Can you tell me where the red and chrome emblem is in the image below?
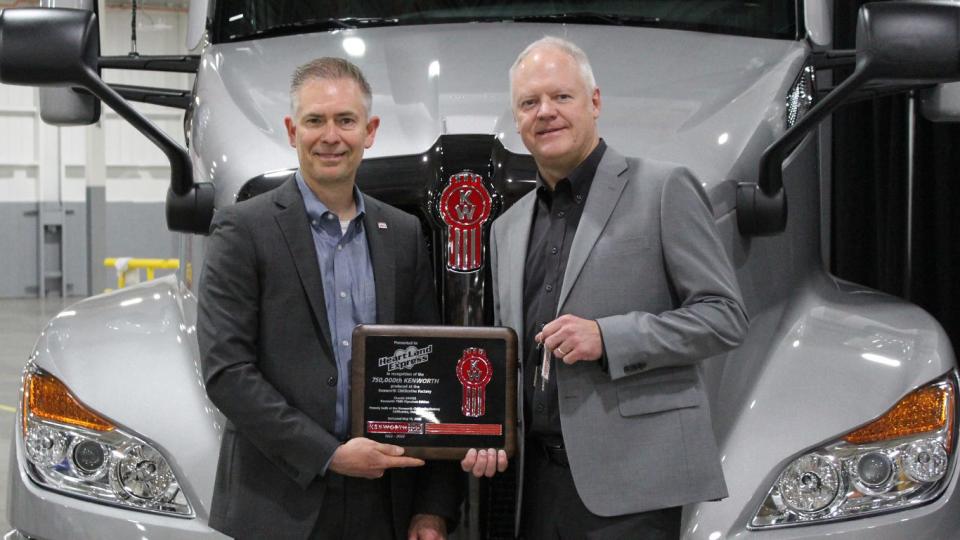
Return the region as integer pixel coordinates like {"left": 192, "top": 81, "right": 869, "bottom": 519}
{"left": 438, "top": 172, "right": 493, "bottom": 272}
{"left": 456, "top": 347, "right": 493, "bottom": 418}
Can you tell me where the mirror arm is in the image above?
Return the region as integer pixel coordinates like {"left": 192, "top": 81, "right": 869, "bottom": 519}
{"left": 77, "top": 63, "right": 193, "bottom": 196}
{"left": 737, "top": 64, "right": 872, "bottom": 236}
{"left": 80, "top": 61, "right": 213, "bottom": 234}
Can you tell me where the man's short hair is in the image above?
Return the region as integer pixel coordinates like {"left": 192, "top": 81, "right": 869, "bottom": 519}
{"left": 290, "top": 57, "right": 373, "bottom": 116}
{"left": 509, "top": 36, "right": 597, "bottom": 102}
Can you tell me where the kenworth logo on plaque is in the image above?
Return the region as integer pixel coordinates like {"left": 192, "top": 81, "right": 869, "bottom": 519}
{"left": 437, "top": 171, "right": 493, "bottom": 272}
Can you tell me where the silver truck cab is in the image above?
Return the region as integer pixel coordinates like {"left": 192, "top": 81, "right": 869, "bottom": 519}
{"left": 2, "top": 1, "right": 960, "bottom": 538}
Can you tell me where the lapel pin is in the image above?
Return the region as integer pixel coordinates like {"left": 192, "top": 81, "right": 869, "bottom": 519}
{"left": 378, "top": 222, "right": 388, "bottom": 229}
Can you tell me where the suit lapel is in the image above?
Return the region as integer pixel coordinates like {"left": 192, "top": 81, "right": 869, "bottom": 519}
{"left": 362, "top": 196, "right": 396, "bottom": 324}
{"left": 501, "top": 192, "right": 536, "bottom": 347}
{"left": 273, "top": 178, "right": 334, "bottom": 354}
{"left": 557, "top": 148, "right": 630, "bottom": 313}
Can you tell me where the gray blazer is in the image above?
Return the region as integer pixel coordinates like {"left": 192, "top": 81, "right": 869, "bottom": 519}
{"left": 198, "top": 177, "right": 460, "bottom": 539}
{"left": 491, "top": 147, "right": 748, "bottom": 518}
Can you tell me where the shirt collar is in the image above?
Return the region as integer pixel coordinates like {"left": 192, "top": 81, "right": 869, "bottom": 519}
{"left": 295, "top": 170, "right": 366, "bottom": 224}
{"left": 535, "top": 138, "right": 607, "bottom": 198}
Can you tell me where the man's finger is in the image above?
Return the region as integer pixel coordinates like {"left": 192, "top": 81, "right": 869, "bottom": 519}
{"left": 472, "top": 449, "right": 490, "bottom": 477}
{"left": 461, "top": 448, "right": 478, "bottom": 472}
{"left": 383, "top": 456, "right": 425, "bottom": 468}
{"left": 537, "top": 317, "right": 563, "bottom": 342}
{"left": 544, "top": 329, "right": 570, "bottom": 351}
{"left": 376, "top": 442, "right": 406, "bottom": 456}
{"left": 483, "top": 448, "right": 498, "bottom": 477}
{"left": 497, "top": 449, "right": 508, "bottom": 472}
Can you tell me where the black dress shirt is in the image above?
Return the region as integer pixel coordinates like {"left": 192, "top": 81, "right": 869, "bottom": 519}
{"left": 522, "top": 140, "right": 607, "bottom": 440}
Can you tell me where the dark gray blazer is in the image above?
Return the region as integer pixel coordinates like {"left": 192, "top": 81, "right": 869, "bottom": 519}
{"left": 491, "top": 147, "right": 748, "bottom": 518}
{"left": 198, "top": 177, "right": 460, "bottom": 539}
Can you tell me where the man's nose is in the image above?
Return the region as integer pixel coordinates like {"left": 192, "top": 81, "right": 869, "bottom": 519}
{"left": 536, "top": 99, "right": 556, "bottom": 118}
{"left": 319, "top": 122, "right": 340, "bottom": 143}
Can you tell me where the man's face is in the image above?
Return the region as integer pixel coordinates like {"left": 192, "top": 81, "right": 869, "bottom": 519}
{"left": 284, "top": 77, "right": 379, "bottom": 190}
{"left": 511, "top": 46, "right": 600, "bottom": 177}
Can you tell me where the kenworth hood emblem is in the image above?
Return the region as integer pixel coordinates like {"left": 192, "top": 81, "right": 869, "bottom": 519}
{"left": 437, "top": 171, "right": 494, "bottom": 272}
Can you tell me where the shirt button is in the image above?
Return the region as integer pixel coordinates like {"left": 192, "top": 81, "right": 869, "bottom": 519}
{"left": 326, "top": 214, "right": 335, "bottom": 220}
{"left": 337, "top": 245, "right": 343, "bottom": 251}
{"left": 327, "top": 376, "right": 337, "bottom": 387}
{"left": 557, "top": 211, "right": 565, "bottom": 218}
{"left": 311, "top": 220, "right": 319, "bottom": 227}
{"left": 339, "top": 291, "right": 347, "bottom": 298}
{"left": 535, "top": 403, "right": 545, "bottom": 412}
{"left": 575, "top": 194, "right": 583, "bottom": 203}
{"left": 545, "top": 284, "right": 553, "bottom": 292}
{"left": 341, "top": 340, "right": 349, "bottom": 347}
{"left": 550, "top": 247, "right": 558, "bottom": 255}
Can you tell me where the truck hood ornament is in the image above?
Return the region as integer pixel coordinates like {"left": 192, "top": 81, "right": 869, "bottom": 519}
{"left": 437, "top": 171, "right": 494, "bottom": 272}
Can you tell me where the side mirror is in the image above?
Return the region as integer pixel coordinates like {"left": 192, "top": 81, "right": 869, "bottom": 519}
{"left": 34, "top": 0, "right": 103, "bottom": 125}
{"left": 39, "top": 87, "right": 101, "bottom": 126}
{"left": 738, "top": 1, "right": 960, "bottom": 236}
{"left": 0, "top": 8, "right": 213, "bottom": 234}
{"left": 0, "top": 8, "right": 100, "bottom": 86}
{"left": 855, "top": 2, "right": 960, "bottom": 83}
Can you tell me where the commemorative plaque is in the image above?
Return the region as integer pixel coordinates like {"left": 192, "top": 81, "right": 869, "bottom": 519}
{"left": 351, "top": 325, "right": 517, "bottom": 460}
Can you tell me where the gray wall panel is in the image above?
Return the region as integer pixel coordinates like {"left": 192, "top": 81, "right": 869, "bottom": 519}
{"left": 0, "top": 204, "right": 39, "bottom": 298}
{"left": 64, "top": 202, "right": 88, "bottom": 297}
{"left": 1, "top": 202, "right": 172, "bottom": 298}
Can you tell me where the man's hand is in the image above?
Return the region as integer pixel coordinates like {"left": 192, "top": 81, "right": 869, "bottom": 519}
{"left": 537, "top": 314, "right": 603, "bottom": 364}
{"left": 329, "top": 437, "right": 424, "bottom": 479}
{"left": 407, "top": 513, "right": 447, "bottom": 540}
{"left": 460, "top": 448, "right": 508, "bottom": 478}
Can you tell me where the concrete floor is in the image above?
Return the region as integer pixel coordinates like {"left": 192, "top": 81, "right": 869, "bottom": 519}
{"left": 0, "top": 297, "right": 73, "bottom": 535}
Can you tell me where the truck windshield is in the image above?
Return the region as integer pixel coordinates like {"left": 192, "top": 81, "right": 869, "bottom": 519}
{"left": 213, "top": 1, "right": 799, "bottom": 43}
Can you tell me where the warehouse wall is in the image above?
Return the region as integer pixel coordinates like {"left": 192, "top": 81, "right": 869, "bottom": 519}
{"left": 0, "top": 3, "right": 190, "bottom": 297}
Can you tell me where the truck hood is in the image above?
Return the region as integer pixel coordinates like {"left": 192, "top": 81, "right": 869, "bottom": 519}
{"left": 191, "top": 23, "right": 805, "bottom": 207}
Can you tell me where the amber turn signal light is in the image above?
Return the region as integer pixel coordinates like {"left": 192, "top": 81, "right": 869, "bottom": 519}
{"left": 844, "top": 381, "right": 954, "bottom": 448}
{"left": 23, "top": 371, "right": 115, "bottom": 433}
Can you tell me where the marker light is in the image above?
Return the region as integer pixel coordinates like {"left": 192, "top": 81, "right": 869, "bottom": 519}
{"left": 844, "top": 382, "right": 953, "bottom": 448}
{"left": 25, "top": 371, "right": 115, "bottom": 432}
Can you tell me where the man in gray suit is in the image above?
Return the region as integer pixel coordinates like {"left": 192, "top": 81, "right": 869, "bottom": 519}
{"left": 462, "top": 37, "right": 748, "bottom": 538}
{"left": 199, "top": 58, "right": 460, "bottom": 540}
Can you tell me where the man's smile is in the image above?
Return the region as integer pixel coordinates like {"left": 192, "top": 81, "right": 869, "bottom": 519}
{"left": 536, "top": 126, "right": 567, "bottom": 137}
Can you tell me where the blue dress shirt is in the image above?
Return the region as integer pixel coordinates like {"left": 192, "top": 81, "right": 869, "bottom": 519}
{"left": 296, "top": 172, "right": 376, "bottom": 440}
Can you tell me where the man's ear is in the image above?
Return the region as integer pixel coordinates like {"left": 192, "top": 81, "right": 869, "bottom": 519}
{"left": 591, "top": 87, "right": 601, "bottom": 119}
{"left": 364, "top": 115, "right": 381, "bottom": 149}
{"left": 284, "top": 115, "right": 297, "bottom": 148}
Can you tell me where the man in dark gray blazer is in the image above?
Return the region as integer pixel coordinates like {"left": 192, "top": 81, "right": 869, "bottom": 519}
{"left": 199, "top": 58, "right": 460, "bottom": 540}
{"left": 463, "top": 37, "right": 749, "bottom": 538}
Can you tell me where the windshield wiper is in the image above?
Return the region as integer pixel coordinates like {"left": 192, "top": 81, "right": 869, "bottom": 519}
{"left": 507, "top": 12, "right": 662, "bottom": 26}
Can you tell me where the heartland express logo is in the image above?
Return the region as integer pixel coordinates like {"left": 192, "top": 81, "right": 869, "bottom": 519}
{"left": 378, "top": 343, "right": 433, "bottom": 372}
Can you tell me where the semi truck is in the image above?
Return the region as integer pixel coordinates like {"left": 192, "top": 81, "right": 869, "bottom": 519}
{"left": 2, "top": 1, "right": 960, "bottom": 538}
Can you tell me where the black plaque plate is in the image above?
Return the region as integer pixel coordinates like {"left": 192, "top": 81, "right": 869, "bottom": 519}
{"left": 351, "top": 325, "right": 517, "bottom": 460}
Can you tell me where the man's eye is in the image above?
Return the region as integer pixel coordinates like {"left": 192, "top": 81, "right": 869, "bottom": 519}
{"left": 520, "top": 100, "right": 536, "bottom": 109}
{"left": 339, "top": 118, "right": 357, "bottom": 127}
{"left": 557, "top": 94, "right": 572, "bottom": 102}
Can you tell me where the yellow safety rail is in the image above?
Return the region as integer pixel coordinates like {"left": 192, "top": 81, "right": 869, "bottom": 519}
{"left": 103, "top": 258, "right": 180, "bottom": 289}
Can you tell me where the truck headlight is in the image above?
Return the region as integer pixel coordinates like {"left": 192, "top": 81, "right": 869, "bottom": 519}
{"left": 19, "top": 366, "right": 193, "bottom": 517}
{"left": 751, "top": 374, "right": 956, "bottom": 528}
